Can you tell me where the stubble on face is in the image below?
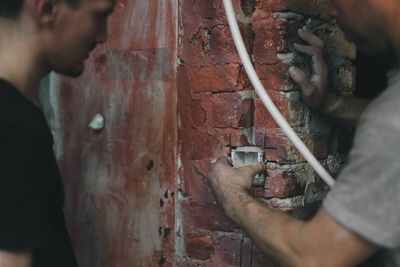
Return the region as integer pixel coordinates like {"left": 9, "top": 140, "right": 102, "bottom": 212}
{"left": 332, "top": 0, "right": 391, "bottom": 55}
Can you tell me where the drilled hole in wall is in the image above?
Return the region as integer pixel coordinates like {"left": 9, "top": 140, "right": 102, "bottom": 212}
{"left": 146, "top": 160, "right": 154, "bottom": 171}
{"left": 159, "top": 256, "right": 166, "bottom": 265}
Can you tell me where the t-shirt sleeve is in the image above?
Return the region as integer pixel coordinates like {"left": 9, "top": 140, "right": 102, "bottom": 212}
{"left": 323, "top": 99, "right": 400, "bottom": 249}
{"left": 0, "top": 126, "right": 56, "bottom": 250}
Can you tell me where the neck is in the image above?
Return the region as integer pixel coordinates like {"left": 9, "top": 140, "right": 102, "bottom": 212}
{"left": 0, "top": 18, "right": 49, "bottom": 106}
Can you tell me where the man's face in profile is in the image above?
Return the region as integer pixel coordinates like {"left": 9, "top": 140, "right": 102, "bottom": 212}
{"left": 44, "top": 0, "right": 115, "bottom": 77}
{"left": 328, "top": 0, "right": 391, "bottom": 55}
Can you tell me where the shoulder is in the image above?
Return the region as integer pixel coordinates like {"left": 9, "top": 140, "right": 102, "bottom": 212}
{"left": 360, "top": 69, "right": 400, "bottom": 128}
{"left": 0, "top": 79, "right": 53, "bottom": 142}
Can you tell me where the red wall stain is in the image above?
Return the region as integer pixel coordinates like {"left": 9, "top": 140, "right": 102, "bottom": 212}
{"left": 53, "top": 0, "right": 178, "bottom": 266}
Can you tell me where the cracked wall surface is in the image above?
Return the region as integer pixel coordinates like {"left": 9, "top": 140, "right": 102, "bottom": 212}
{"left": 177, "top": 0, "right": 355, "bottom": 266}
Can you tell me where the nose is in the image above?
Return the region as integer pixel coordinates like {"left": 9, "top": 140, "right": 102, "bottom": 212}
{"left": 326, "top": 2, "right": 339, "bottom": 20}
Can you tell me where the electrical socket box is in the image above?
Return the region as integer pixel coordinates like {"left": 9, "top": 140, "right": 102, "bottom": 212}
{"left": 232, "top": 146, "right": 265, "bottom": 186}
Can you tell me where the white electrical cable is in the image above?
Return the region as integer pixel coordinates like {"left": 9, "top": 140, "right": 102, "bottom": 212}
{"left": 222, "top": 0, "right": 335, "bottom": 187}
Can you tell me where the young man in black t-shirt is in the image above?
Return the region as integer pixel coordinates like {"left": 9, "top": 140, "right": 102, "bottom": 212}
{"left": 0, "top": 0, "right": 114, "bottom": 266}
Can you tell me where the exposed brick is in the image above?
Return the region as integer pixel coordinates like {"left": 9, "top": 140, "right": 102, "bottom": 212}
{"left": 240, "top": 238, "right": 253, "bottom": 267}
{"left": 180, "top": 160, "right": 216, "bottom": 205}
{"left": 255, "top": 128, "right": 266, "bottom": 147}
{"left": 255, "top": 63, "right": 288, "bottom": 91}
{"left": 208, "top": 25, "right": 242, "bottom": 64}
{"left": 252, "top": 13, "right": 281, "bottom": 64}
{"left": 257, "top": 0, "right": 330, "bottom": 20}
{"left": 231, "top": 128, "right": 252, "bottom": 147}
{"left": 187, "top": 64, "right": 243, "bottom": 93}
{"left": 185, "top": 233, "right": 214, "bottom": 260}
{"left": 178, "top": 1, "right": 351, "bottom": 266}
{"left": 264, "top": 169, "right": 305, "bottom": 198}
{"left": 187, "top": 99, "right": 207, "bottom": 128}
{"left": 265, "top": 199, "right": 322, "bottom": 220}
{"left": 209, "top": 233, "right": 242, "bottom": 266}
{"left": 182, "top": 200, "right": 237, "bottom": 233}
{"left": 189, "top": 128, "right": 231, "bottom": 160}
{"left": 193, "top": 93, "right": 252, "bottom": 128}
{"left": 263, "top": 130, "right": 330, "bottom": 163}
{"left": 254, "top": 91, "right": 289, "bottom": 130}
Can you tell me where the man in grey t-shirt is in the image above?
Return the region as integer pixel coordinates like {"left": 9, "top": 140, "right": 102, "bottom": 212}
{"left": 208, "top": 0, "right": 400, "bottom": 266}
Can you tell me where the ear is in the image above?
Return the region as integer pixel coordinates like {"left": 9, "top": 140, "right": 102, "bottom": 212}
{"left": 33, "top": 0, "right": 62, "bottom": 27}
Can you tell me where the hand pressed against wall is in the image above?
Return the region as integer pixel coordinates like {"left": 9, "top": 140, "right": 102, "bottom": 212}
{"left": 289, "top": 26, "right": 370, "bottom": 126}
{"left": 208, "top": 157, "right": 264, "bottom": 219}
{"left": 288, "top": 26, "right": 337, "bottom": 112}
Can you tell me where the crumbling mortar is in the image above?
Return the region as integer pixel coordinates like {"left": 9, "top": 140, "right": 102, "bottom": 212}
{"left": 263, "top": 190, "right": 328, "bottom": 209}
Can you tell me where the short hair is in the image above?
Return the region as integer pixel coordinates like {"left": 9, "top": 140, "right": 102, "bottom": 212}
{"left": 0, "top": 0, "right": 81, "bottom": 18}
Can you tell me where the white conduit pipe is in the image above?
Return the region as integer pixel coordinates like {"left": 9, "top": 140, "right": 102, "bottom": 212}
{"left": 222, "top": 0, "right": 335, "bottom": 188}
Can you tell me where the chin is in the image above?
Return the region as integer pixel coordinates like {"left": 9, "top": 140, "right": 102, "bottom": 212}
{"left": 56, "top": 64, "right": 85, "bottom": 78}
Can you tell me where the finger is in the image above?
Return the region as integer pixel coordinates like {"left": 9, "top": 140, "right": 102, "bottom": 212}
{"left": 214, "top": 156, "right": 232, "bottom": 166}
{"left": 289, "top": 66, "right": 312, "bottom": 88}
{"left": 241, "top": 162, "right": 265, "bottom": 178}
{"left": 219, "top": 156, "right": 233, "bottom": 165}
{"left": 294, "top": 43, "right": 318, "bottom": 57}
{"left": 294, "top": 44, "right": 326, "bottom": 76}
{"left": 298, "top": 27, "right": 324, "bottom": 48}
{"left": 289, "top": 66, "right": 316, "bottom": 98}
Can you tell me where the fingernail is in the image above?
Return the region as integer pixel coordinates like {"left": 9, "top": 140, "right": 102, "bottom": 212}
{"left": 288, "top": 66, "right": 297, "bottom": 74}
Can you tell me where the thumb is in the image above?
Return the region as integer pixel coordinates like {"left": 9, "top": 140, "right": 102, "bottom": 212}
{"left": 241, "top": 162, "right": 265, "bottom": 178}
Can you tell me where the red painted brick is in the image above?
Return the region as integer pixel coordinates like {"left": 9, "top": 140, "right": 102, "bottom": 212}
{"left": 187, "top": 99, "right": 206, "bottom": 128}
{"left": 210, "top": 233, "right": 242, "bottom": 266}
{"left": 187, "top": 64, "right": 242, "bottom": 93}
{"left": 193, "top": 93, "right": 251, "bottom": 128}
{"left": 182, "top": 200, "right": 237, "bottom": 232}
{"left": 230, "top": 128, "right": 251, "bottom": 147}
{"left": 185, "top": 233, "right": 214, "bottom": 260}
{"left": 255, "top": 129, "right": 266, "bottom": 147}
{"left": 255, "top": 63, "right": 288, "bottom": 91}
{"left": 254, "top": 91, "right": 289, "bottom": 130}
{"left": 252, "top": 14, "right": 281, "bottom": 64}
{"left": 189, "top": 128, "right": 231, "bottom": 160}
{"left": 241, "top": 238, "right": 253, "bottom": 266}
{"left": 209, "top": 25, "right": 241, "bottom": 64}
{"left": 181, "top": 160, "right": 215, "bottom": 205}
{"left": 277, "top": 19, "right": 305, "bottom": 53}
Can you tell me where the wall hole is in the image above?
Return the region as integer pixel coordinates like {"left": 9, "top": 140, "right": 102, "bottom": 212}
{"left": 159, "top": 256, "right": 166, "bottom": 265}
{"left": 146, "top": 160, "right": 154, "bottom": 171}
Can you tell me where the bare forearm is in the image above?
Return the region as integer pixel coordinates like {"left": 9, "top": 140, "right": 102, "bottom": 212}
{"left": 321, "top": 94, "right": 370, "bottom": 126}
{"left": 224, "top": 194, "right": 376, "bottom": 267}
{"left": 224, "top": 194, "right": 308, "bottom": 267}
{"left": 209, "top": 160, "right": 377, "bottom": 267}
{"left": 0, "top": 251, "right": 32, "bottom": 267}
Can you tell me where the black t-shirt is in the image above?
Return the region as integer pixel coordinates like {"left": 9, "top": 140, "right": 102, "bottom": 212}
{"left": 0, "top": 79, "right": 78, "bottom": 267}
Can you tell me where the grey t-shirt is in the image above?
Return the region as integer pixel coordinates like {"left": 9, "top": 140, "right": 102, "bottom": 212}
{"left": 323, "top": 69, "right": 400, "bottom": 267}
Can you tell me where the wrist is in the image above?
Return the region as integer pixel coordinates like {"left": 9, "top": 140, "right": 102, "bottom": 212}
{"left": 319, "top": 90, "right": 340, "bottom": 115}
{"left": 222, "top": 191, "right": 257, "bottom": 225}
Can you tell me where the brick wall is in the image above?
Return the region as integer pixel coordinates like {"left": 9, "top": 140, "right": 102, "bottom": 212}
{"left": 177, "top": 0, "right": 355, "bottom": 266}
